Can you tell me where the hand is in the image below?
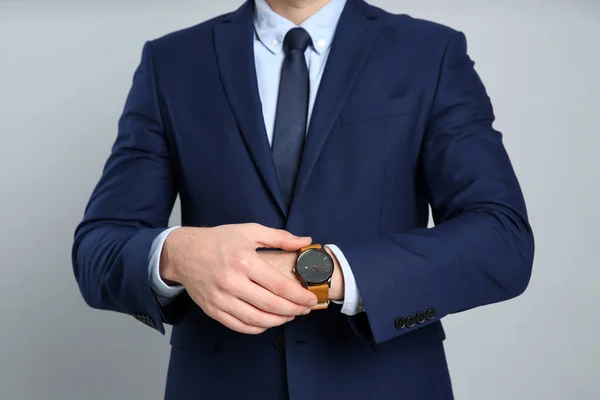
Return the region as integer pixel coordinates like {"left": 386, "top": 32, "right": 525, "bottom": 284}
{"left": 256, "top": 251, "right": 300, "bottom": 282}
{"left": 159, "top": 223, "right": 318, "bottom": 334}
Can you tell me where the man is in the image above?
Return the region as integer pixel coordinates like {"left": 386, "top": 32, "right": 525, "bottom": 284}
{"left": 72, "top": 0, "right": 534, "bottom": 398}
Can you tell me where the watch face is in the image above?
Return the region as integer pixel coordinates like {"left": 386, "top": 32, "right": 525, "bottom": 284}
{"left": 296, "top": 249, "right": 334, "bottom": 284}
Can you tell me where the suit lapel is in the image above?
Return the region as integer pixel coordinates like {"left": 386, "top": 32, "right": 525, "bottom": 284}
{"left": 291, "top": 0, "right": 382, "bottom": 209}
{"left": 214, "top": 1, "right": 288, "bottom": 217}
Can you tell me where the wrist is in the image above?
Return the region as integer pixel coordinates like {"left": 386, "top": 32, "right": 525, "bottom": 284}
{"left": 325, "top": 247, "right": 344, "bottom": 301}
{"left": 159, "top": 227, "right": 187, "bottom": 286}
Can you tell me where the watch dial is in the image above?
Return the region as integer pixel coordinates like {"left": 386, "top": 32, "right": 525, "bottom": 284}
{"left": 297, "top": 249, "right": 334, "bottom": 284}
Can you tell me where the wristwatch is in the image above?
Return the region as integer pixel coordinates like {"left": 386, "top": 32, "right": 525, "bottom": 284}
{"left": 294, "top": 244, "right": 334, "bottom": 310}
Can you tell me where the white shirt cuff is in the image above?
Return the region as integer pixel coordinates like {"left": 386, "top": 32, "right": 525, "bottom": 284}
{"left": 149, "top": 226, "right": 185, "bottom": 305}
{"left": 325, "top": 244, "right": 365, "bottom": 316}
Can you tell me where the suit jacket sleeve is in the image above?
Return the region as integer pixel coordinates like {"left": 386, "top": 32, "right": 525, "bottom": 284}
{"left": 72, "top": 41, "right": 190, "bottom": 334}
{"left": 338, "top": 31, "right": 535, "bottom": 344}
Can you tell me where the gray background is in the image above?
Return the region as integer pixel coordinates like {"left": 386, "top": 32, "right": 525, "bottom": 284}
{"left": 1, "top": 0, "right": 598, "bottom": 399}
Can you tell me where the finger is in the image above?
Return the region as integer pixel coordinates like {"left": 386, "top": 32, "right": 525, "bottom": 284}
{"left": 220, "top": 297, "right": 294, "bottom": 329}
{"left": 249, "top": 258, "right": 318, "bottom": 307}
{"left": 212, "top": 309, "right": 267, "bottom": 335}
{"left": 238, "top": 280, "right": 311, "bottom": 317}
{"left": 246, "top": 224, "right": 312, "bottom": 250}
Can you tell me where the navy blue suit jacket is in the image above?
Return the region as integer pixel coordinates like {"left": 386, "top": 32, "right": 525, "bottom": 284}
{"left": 73, "top": 1, "right": 534, "bottom": 398}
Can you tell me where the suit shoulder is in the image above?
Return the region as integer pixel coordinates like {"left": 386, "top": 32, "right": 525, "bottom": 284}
{"left": 368, "top": 4, "right": 463, "bottom": 43}
{"left": 147, "top": 10, "right": 233, "bottom": 53}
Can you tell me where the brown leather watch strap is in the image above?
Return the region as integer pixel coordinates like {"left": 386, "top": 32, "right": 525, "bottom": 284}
{"left": 300, "top": 244, "right": 323, "bottom": 252}
{"left": 308, "top": 283, "right": 330, "bottom": 310}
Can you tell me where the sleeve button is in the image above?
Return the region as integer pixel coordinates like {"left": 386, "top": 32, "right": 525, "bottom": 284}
{"left": 133, "top": 313, "right": 155, "bottom": 327}
{"left": 394, "top": 317, "right": 406, "bottom": 330}
{"left": 426, "top": 308, "right": 437, "bottom": 320}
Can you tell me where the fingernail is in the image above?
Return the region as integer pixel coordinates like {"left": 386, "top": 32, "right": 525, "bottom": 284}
{"left": 310, "top": 299, "right": 318, "bottom": 306}
{"left": 288, "top": 316, "right": 295, "bottom": 321}
{"left": 302, "top": 308, "right": 311, "bottom": 315}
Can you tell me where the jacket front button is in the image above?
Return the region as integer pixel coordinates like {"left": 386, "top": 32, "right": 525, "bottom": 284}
{"left": 274, "top": 335, "right": 285, "bottom": 351}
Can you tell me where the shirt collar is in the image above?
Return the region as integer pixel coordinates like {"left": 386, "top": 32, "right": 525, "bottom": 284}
{"left": 253, "top": 0, "right": 347, "bottom": 55}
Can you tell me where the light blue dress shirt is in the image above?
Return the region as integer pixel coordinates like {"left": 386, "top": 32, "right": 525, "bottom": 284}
{"left": 148, "top": 0, "right": 364, "bottom": 316}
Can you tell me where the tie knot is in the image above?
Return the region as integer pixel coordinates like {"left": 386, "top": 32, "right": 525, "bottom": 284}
{"left": 283, "top": 27, "right": 312, "bottom": 53}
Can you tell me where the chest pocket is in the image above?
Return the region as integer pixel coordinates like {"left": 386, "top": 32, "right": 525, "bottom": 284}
{"left": 339, "top": 98, "right": 410, "bottom": 126}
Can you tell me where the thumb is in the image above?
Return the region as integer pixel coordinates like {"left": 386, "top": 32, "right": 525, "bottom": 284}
{"left": 246, "top": 224, "right": 311, "bottom": 250}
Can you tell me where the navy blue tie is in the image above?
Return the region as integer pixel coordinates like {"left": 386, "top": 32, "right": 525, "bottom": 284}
{"left": 272, "top": 27, "right": 312, "bottom": 210}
